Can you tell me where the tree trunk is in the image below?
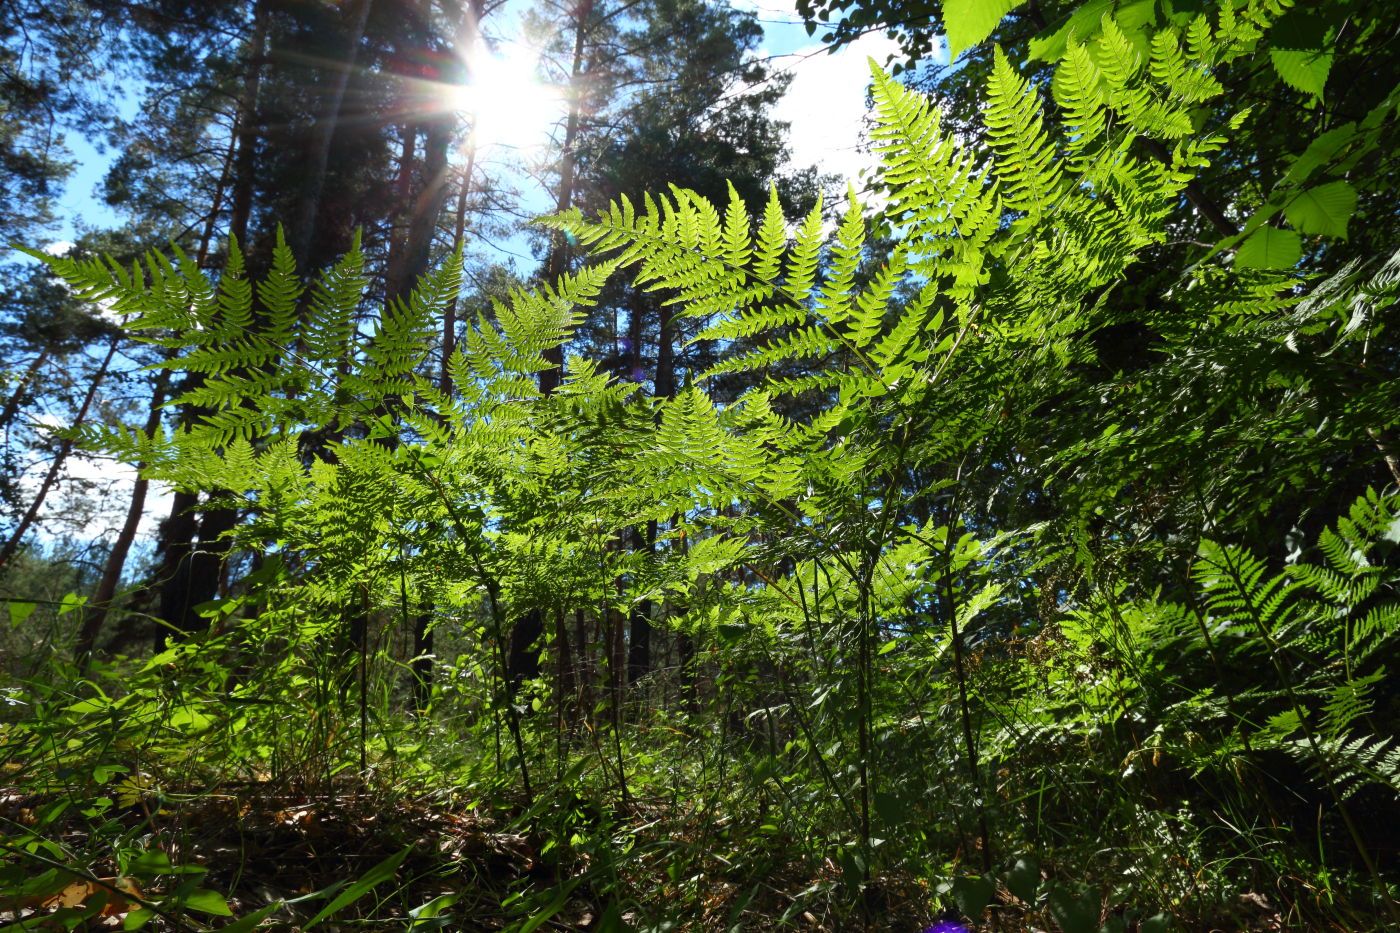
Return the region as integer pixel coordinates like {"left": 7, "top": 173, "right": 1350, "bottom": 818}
{"left": 384, "top": 124, "right": 418, "bottom": 300}
{"left": 538, "top": 0, "right": 597, "bottom": 395}
{"left": 438, "top": 0, "right": 485, "bottom": 396}
{"left": 290, "top": 0, "right": 375, "bottom": 267}
{"left": 506, "top": 0, "right": 598, "bottom": 691}
{"left": 394, "top": 116, "right": 453, "bottom": 300}
{"left": 75, "top": 368, "right": 172, "bottom": 668}
{"left": 439, "top": 158, "right": 475, "bottom": 395}
{"left": 154, "top": 0, "right": 268, "bottom": 632}
{"left": 0, "top": 338, "right": 119, "bottom": 570}
{"left": 507, "top": 606, "right": 544, "bottom": 693}
{"left": 655, "top": 302, "right": 675, "bottom": 398}
{"left": 625, "top": 299, "right": 654, "bottom": 680}
{"left": 228, "top": 0, "right": 270, "bottom": 250}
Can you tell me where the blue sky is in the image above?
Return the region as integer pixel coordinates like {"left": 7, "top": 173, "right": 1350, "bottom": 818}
{"left": 36, "top": 0, "right": 942, "bottom": 543}
{"left": 52, "top": 0, "right": 936, "bottom": 246}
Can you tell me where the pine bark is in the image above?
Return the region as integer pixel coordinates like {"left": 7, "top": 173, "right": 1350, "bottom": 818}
{"left": 155, "top": 0, "right": 268, "bottom": 636}
{"left": 75, "top": 368, "right": 172, "bottom": 668}
{"left": 507, "top": 0, "right": 598, "bottom": 690}
{"left": 290, "top": 0, "right": 375, "bottom": 267}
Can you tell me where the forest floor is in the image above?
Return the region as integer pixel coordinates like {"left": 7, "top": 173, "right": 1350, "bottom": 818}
{"left": 2, "top": 782, "right": 1299, "bottom": 932}
{"left": 3, "top": 782, "right": 942, "bottom": 931}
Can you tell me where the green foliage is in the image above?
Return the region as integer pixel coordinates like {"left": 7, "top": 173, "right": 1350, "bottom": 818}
{"left": 6, "top": 2, "right": 1400, "bottom": 930}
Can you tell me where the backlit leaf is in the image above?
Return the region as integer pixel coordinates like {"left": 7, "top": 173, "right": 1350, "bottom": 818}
{"left": 1284, "top": 181, "right": 1356, "bottom": 239}
{"left": 945, "top": 0, "right": 1024, "bottom": 57}
{"left": 1271, "top": 49, "right": 1332, "bottom": 98}
{"left": 1236, "top": 227, "right": 1301, "bottom": 270}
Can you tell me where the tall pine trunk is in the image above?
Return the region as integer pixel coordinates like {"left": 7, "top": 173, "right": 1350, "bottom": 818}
{"left": 156, "top": 0, "right": 268, "bottom": 637}
{"left": 290, "top": 0, "right": 375, "bottom": 267}
{"left": 75, "top": 368, "right": 172, "bottom": 668}
{"left": 508, "top": 0, "right": 597, "bottom": 691}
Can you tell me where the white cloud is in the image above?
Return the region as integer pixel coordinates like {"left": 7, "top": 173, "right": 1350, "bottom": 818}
{"left": 771, "top": 32, "right": 903, "bottom": 203}
{"left": 15, "top": 448, "right": 173, "bottom": 546}
{"left": 43, "top": 240, "right": 75, "bottom": 256}
{"left": 61, "top": 456, "right": 174, "bottom": 541}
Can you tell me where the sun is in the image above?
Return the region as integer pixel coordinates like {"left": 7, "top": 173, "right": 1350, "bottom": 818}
{"left": 448, "top": 45, "right": 563, "bottom": 155}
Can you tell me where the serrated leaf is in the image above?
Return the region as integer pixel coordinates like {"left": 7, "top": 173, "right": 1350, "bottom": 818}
{"left": 1271, "top": 49, "right": 1332, "bottom": 98}
{"left": 1236, "top": 227, "right": 1301, "bottom": 270}
{"left": 1284, "top": 180, "right": 1356, "bottom": 239}
{"left": 1284, "top": 123, "right": 1357, "bottom": 184}
{"left": 945, "top": 0, "right": 1024, "bottom": 56}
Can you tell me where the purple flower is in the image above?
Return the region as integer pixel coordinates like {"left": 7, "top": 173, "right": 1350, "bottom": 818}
{"left": 925, "top": 923, "right": 970, "bottom": 933}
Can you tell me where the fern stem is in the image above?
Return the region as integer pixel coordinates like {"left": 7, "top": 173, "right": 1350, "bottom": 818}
{"left": 937, "top": 491, "right": 992, "bottom": 875}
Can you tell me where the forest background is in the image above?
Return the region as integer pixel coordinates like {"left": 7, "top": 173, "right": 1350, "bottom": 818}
{"left": 2, "top": 0, "right": 1399, "bottom": 931}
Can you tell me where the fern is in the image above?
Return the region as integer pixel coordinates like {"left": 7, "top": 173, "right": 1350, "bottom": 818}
{"left": 1193, "top": 490, "right": 1400, "bottom": 800}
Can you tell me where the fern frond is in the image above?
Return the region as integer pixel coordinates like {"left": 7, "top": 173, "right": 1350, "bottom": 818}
{"left": 985, "top": 48, "right": 1065, "bottom": 218}
{"left": 302, "top": 231, "right": 367, "bottom": 367}
{"left": 255, "top": 226, "right": 303, "bottom": 351}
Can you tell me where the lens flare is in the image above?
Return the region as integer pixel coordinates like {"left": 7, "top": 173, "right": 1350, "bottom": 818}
{"left": 448, "top": 46, "right": 562, "bottom": 154}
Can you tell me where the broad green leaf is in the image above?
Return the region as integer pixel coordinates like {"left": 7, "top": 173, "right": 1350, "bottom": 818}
{"left": 1236, "top": 227, "right": 1301, "bottom": 270}
{"left": 1271, "top": 49, "right": 1332, "bottom": 98}
{"left": 408, "top": 893, "right": 458, "bottom": 929}
{"left": 177, "top": 888, "right": 232, "bottom": 916}
{"left": 1028, "top": 0, "right": 1111, "bottom": 61}
{"left": 128, "top": 851, "right": 180, "bottom": 877}
{"left": 1006, "top": 855, "right": 1041, "bottom": 903}
{"left": 945, "top": 0, "right": 1024, "bottom": 57}
{"left": 1284, "top": 123, "right": 1357, "bottom": 184}
{"left": 951, "top": 875, "right": 995, "bottom": 918}
{"left": 8, "top": 601, "right": 35, "bottom": 628}
{"left": 1048, "top": 886, "right": 1099, "bottom": 933}
{"left": 57, "top": 592, "right": 86, "bottom": 616}
{"left": 716, "top": 622, "right": 747, "bottom": 644}
{"left": 1284, "top": 181, "right": 1356, "bottom": 239}
{"left": 123, "top": 907, "right": 156, "bottom": 930}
